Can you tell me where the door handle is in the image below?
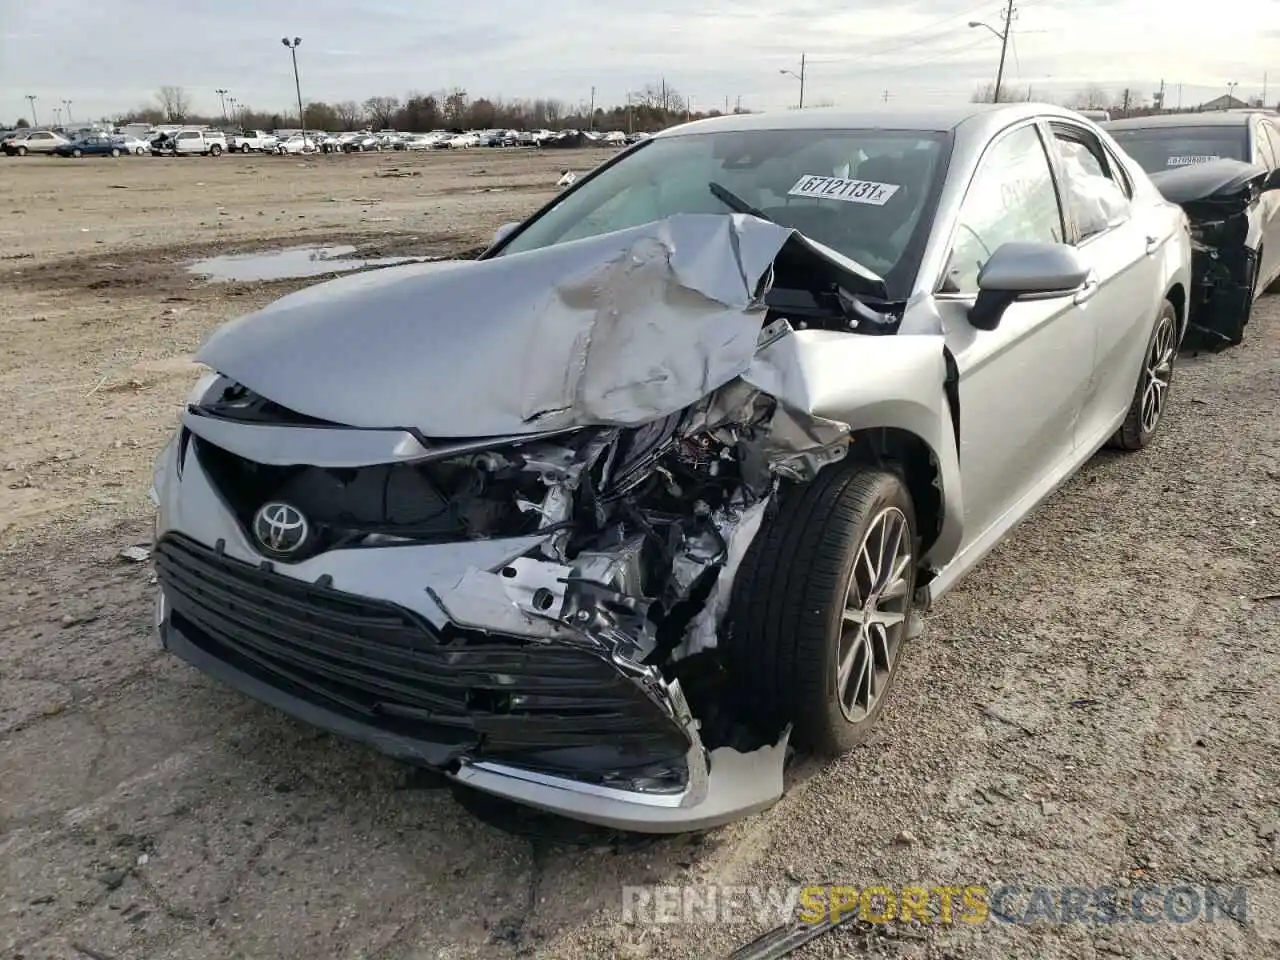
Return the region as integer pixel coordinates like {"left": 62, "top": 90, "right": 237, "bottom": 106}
{"left": 1074, "top": 274, "right": 1100, "bottom": 305}
{"left": 1145, "top": 234, "right": 1161, "bottom": 255}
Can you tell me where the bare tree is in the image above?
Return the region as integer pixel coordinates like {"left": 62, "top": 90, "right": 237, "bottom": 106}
{"left": 333, "top": 100, "right": 364, "bottom": 130}
{"left": 362, "top": 96, "right": 400, "bottom": 130}
{"left": 971, "top": 82, "right": 1033, "bottom": 103}
{"left": 156, "top": 86, "right": 191, "bottom": 121}
{"left": 1066, "top": 84, "right": 1113, "bottom": 110}
{"left": 442, "top": 88, "right": 470, "bottom": 126}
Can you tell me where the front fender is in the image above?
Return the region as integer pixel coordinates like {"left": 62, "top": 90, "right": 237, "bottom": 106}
{"left": 741, "top": 329, "right": 964, "bottom": 568}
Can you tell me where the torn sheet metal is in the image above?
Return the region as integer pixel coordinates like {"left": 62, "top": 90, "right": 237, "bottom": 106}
{"left": 193, "top": 214, "right": 884, "bottom": 437}
{"left": 673, "top": 497, "right": 770, "bottom": 659}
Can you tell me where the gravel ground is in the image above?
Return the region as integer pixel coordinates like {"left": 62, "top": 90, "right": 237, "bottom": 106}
{"left": 1, "top": 150, "right": 1277, "bottom": 960}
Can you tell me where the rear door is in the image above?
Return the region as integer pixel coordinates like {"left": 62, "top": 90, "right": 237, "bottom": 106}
{"left": 1045, "top": 120, "right": 1163, "bottom": 450}
{"left": 934, "top": 120, "right": 1092, "bottom": 543}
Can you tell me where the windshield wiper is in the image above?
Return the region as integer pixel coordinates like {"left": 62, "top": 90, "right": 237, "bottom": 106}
{"left": 709, "top": 181, "right": 773, "bottom": 222}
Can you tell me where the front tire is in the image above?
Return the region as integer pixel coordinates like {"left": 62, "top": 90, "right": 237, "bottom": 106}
{"left": 209, "top": 144, "right": 222, "bottom": 157}
{"left": 73, "top": 148, "right": 83, "bottom": 158}
{"left": 110, "top": 148, "right": 120, "bottom": 157}
{"left": 135, "top": 147, "right": 145, "bottom": 155}
{"left": 1108, "top": 299, "right": 1178, "bottom": 451}
{"left": 16, "top": 146, "right": 27, "bottom": 156}
{"left": 726, "top": 465, "right": 918, "bottom": 757}
{"left": 241, "top": 143, "right": 251, "bottom": 153}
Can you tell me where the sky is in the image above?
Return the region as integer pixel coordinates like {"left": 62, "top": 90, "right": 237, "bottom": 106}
{"left": 2, "top": 0, "right": 1278, "bottom": 125}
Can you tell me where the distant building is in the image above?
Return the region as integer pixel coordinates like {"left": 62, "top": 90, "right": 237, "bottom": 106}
{"left": 1199, "top": 94, "right": 1249, "bottom": 111}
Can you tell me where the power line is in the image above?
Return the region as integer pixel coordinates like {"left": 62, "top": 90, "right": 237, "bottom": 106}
{"left": 804, "top": 0, "right": 1001, "bottom": 65}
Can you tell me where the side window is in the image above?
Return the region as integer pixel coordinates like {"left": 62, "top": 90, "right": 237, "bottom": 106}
{"left": 1263, "top": 123, "right": 1280, "bottom": 169}
{"left": 1253, "top": 123, "right": 1276, "bottom": 169}
{"left": 1102, "top": 144, "right": 1134, "bottom": 198}
{"left": 941, "top": 124, "right": 1064, "bottom": 295}
{"left": 1052, "top": 128, "right": 1131, "bottom": 240}
{"left": 178, "top": 132, "right": 197, "bottom": 140}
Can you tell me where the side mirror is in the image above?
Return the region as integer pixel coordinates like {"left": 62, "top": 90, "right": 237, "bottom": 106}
{"left": 1263, "top": 168, "right": 1280, "bottom": 192}
{"left": 969, "top": 241, "right": 1091, "bottom": 330}
{"left": 492, "top": 222, "right": 519, "bottom": 246}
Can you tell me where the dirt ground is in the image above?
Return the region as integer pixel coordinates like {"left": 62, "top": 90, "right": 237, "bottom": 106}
{"left": 1, "top": 149, "right": 1277, "bottom": 960}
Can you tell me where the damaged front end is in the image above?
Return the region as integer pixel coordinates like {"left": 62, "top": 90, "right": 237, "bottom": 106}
{"left": 153, "top": 214, "right": 907, "bottom": 831}
{"left": 1150, "top": 158, "right": 1269, "bottom": 347}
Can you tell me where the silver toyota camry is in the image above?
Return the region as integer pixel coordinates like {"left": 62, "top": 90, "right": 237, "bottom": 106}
{"left": 152, "top": 103, "right": 1192, "bottom": 832}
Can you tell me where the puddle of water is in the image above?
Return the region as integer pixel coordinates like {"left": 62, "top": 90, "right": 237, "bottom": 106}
{"left": 187, "top": 245, "right": 432, "bottom": 282}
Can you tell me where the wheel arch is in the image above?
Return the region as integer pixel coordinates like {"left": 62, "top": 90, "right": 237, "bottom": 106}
{"left": 1165, "top": 281, "right": 1187, "bottom": 341}
{"left": 843, "top": 427, "right": 945, "bottom": 555}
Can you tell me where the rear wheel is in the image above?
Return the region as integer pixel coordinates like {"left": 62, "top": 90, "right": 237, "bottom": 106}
{"left": 241, "top": 143, "right": 252, "bottom": 153}
{"left": 16, "top": 145, "right": 27, "bottom": 157}
{"left": 726, "top": 465, "right": 918, "bottom": 757}
{"left": 110, "top": 147, "right": 120, "bottom": 158}
{"left": 1108, "top": 299, "right": 1178, "bottom": 451}
{"left": 135, "top": 147, "right": 145, "bottom": 155}
{"left": 72, "top": 148, "right": 83, "bottom": 157}
{"left": 209, "top": 144, "right": 222, "bottom": 157}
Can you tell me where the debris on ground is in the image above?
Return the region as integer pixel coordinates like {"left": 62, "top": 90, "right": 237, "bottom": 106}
{"left": 119, "top": 544, "right": 151, "bottom": 563}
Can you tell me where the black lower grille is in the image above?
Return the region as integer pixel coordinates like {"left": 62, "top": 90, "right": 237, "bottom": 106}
{"left": 154, "top": 534, "right": 690, "bottom": 764}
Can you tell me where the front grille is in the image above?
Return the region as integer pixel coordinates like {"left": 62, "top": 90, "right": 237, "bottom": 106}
{"left": 154, "top": 534, "right": 690, "bottom": 763}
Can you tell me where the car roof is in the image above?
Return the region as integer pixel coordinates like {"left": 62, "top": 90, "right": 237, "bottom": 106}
{"left": 652, "top": 102, "right": 1094, "bottom": 140}
{"left": 1104, "top": 112, "right": 1260, "bottom": 130}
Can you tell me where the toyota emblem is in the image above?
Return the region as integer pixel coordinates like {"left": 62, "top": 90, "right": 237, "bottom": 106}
{"left": 252, "top": 501, "right": 310, "bottom": 557}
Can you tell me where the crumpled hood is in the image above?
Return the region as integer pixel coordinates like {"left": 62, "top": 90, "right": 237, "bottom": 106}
{"left": 195, "top": 213, "right": 884, "bottom": 437}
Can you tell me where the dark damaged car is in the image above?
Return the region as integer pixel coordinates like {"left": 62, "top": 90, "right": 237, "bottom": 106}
{"left": 151, "top": 105, "right": 1191, "bottom": 831}
{"left": 1106, "top": 111, "right": 1280, "bottom": 347}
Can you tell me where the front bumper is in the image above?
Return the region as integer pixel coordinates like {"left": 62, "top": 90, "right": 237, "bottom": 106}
{"left": 152, "top": 431, "right": 787, "bottom": 832}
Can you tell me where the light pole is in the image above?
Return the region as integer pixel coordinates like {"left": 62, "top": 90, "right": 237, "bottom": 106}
{"left": 25, "top": 94, "right": 37, "bottom": 127}
{"left": 1225, "top": 81, "right": 1238, "bottom": 108}
{"left": 780, "top": 54, "right": 806, "bottom": 109}
{"left": 281, "top": 37, "right": 307, "bottom": 150}
{"left": 62, "top": 99, "right": 73, "bottom": 123}
{"left": 215, "top": 88, "right": 229, "bottom": 123}
{"left": 54, "top": 107, "right": 62, "bottom": 127}
{"left": 969, "top": 2, "right": 1014, "bottom": 104}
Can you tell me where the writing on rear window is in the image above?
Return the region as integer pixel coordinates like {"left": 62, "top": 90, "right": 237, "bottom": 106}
{"left": 787, "top": 175, "right": 901, "bottom": 206}
{"left": 1166, "top": 155, "right": 1220, "bottom": 166}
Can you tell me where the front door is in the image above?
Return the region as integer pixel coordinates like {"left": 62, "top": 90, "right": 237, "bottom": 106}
{"left": 935, "top": 120, "right": 1092, "bottom": 545}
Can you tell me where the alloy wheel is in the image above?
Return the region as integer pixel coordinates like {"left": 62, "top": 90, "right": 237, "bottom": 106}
{"left": 836, "top": 506, "right": 913, "bottom": 723}
{"left": 1141, "top": 313, "right": 1176, "bottom": 434}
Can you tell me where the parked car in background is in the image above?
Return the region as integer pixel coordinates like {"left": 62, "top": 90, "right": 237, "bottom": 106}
{"left": 436, "top": 132, "right": 478, "bottom": 149}
{"left": 1107, "top": 111, "right": 1280, "bottom": 346}
{"left": 151, "top": 129, "right": 227, "bottom": 157}
{"left": 486, "top": 130, "right": 520, "bottom": 147}
{"left": 341, "top": 133, "right": 381, "bottom": 153}
{"left": 153, "top": 103, "right": 1191, "bottom": 832}
{"left": 2, "top": 129, "right": 70, "bottom": 155}
{"left": 227, "top": 130, "right": 278, "bottom": 153}
{"left": 1076, "top": 109, "right": 1112, "bottom": 122}
{"left": 54, "top": 135, "right": 128, "bottom": 158}
{"left": 113, "top": 134, "right": 151, "bottom": 155}
{"left": 275, "top": 134, "right": 318, "bottom": 154}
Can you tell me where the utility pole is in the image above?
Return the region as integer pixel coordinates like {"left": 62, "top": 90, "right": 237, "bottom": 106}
{"left": 588, "top": 86, "right": 595, "bottom": 130}
{"left": 215, "top": 88, "right": 229, "bottom": 122}
{"left": 626, "top": 92, "right": 633, "bottom": 134}
{"left": 62, "top": 99, "right": 73, "bottom": 123}
{"left": 25, "top": 95, "right": 37, "bottom": 127}
{"left": 1177, "top": 84, "right": 1182, "bottom": 109}
{"left": 736, "top": 94, "right": 742, "bottom": 114}
{"left": 1154, "top": 78, "right": 1165, "bottom": 112}
{"left": 1121, "top": 88, "right": 1132, "bottom": 115}
{"left": 1263, "top": 72, "right": 1269, "bottom": 106}
{"left": 881, "top": 89, "right": 889, "bottom": 103}
{"left": 993, "top": 0, "right": 1015, "bottom": 104}
{"left": 281, "top": 38, "right": 306, "bottom": 148}
{"left": 661, "top": 77, "right": 668, "bottom": 113}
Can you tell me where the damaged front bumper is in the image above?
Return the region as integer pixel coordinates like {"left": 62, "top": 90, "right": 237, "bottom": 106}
{"left": 151, "top": 433, "right": 789, "bottom": 832}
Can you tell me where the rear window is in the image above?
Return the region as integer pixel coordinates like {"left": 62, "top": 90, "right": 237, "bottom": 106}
{"left": 1109, "top": 125, "right": 1247, "bottom": 173}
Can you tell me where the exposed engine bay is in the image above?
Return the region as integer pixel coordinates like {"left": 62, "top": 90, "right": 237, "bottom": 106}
{"left": 188, "top": 319, "right": 853, "bottom": 757}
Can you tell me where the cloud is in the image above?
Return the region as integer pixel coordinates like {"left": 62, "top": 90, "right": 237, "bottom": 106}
{"left": 0, "top": 0, "right": 1274, "bottom": 122}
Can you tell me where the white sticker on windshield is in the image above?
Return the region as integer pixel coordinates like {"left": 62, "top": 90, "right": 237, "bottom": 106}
{"left": 787, "top": 175, "right": 901, "bottom": 206}
{"left": 1167, "top": 155, "right": 1220, "bottom": 166}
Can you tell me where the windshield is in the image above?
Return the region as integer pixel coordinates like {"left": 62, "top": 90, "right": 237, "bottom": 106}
{"left": 1109, "top": 126, "right": 1247, "bottom": 173}
{"left": 496, "top": 128, "right": 949, "bottom": 291}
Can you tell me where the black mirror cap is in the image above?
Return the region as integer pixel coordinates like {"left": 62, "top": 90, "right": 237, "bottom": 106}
{"left": 1263, "top": 167, "right": 1280, "bottom": 192}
